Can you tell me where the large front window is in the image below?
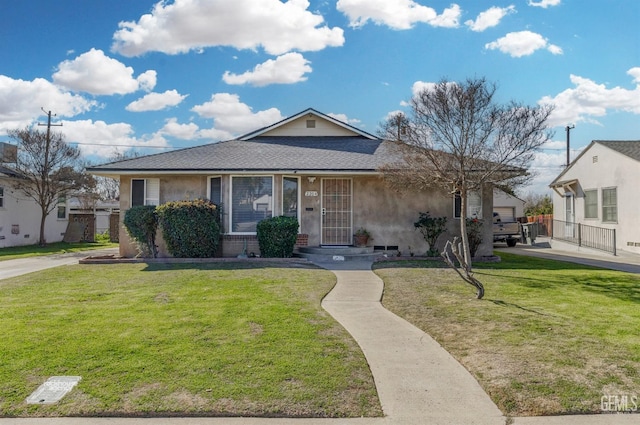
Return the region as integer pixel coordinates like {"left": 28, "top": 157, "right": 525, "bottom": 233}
{"left": 231, "top": 176, "right": 273, "bottom": 233}
{"left": 602, "top": 187, "right": 617, "bottom": 223}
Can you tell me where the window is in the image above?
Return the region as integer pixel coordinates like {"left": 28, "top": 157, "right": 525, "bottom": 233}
{"left": 602, "top": 187, "right": 617, "bottom": 223}
{"left": 131, "top": 178, "right": 160, "bottom": 206}
{"left": 0, "top": 186, "right": 3, "bottom": 208}
{"left": 584, "top": 189, "right": 598, "bottom": 219}
{"left": 57, "top": 195, "right": 66, "bottom": 219}
{"left": 282, "top": 177, "right": 299, "bottom": 218}
{"left": 454, "top": 191, "right": 482, "bottom": 219}
{"left": 231, "top": 176, "right": 272, "bottom": 233}
{"left": 209, "top": 177, "right": 222, "bottom": 205}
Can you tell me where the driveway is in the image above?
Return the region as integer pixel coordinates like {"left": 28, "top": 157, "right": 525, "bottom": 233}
{"left": 0, "top": 248, "right": 119, "bottom": 280}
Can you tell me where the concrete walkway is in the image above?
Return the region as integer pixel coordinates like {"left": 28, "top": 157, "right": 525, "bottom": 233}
{"left": 1, "top": 253, "right": 638, "bottom": 424}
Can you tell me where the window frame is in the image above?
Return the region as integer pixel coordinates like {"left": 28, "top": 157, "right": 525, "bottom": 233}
{"left": 454, "top": 190, "right": 482, "bottom": 219}
{"left": 282, "top": 176, "right": 300, "bottom": 222}
{"left": 57, "top": 195, "right": 67, "bottom": 220}
{"left": 229, "top": 175, "right": 274, "bottom": 234}
{"left": 583, "top": 189, "right": 598, "bottom": 219}
{"left": 207, "top": 176, "right": 222, "bottom": 206}
{"left": 0, "top": 186, "right": 4, "bottom": 208}
{"left": 131, "top": 178, "right": 160, "bottom": 206}
{"left": 601, "top": 187, "right": 617, "bottom": 223}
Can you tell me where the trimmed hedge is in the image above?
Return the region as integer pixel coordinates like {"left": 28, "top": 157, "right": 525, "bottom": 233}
{"left": 257, "top": 216, "right": 299, "bottom": 258}
{"left": 157, "top": 199, "right": 221, "bottom": 258}
{"left": 123, "top": 205, "right": 159, "bottom": 258}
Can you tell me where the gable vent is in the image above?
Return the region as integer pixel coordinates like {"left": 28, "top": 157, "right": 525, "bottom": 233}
{"left": 592, "top": 155, "right": 598, "bottom": 163}
{"left": 306, "top": 119, "right": 316, "bottom": 128}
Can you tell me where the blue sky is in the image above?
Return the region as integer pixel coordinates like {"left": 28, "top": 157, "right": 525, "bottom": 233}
{"left": 1, "top": 0, "right": 638, "bottom": 194}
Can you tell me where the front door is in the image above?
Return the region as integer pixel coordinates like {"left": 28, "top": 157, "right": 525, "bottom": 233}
{"left": 321, "top": 178, "right": 352, "bottom": 245}
{"left": 565, "top": 194, "right": 575, "bottom": 238}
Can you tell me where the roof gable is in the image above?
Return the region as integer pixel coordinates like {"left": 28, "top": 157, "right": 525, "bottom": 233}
{"left": 550, "top": 140, "right": 640, "bottom": 187}
{"left": 238, "top": 108, "right": 377, "bottom": 140}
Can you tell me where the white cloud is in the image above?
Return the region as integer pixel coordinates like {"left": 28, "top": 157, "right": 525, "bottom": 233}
{"left": 222, "top": 53, "right": 312, "bottom": 87}
{"left": 137, "top": 70, "right": 158, "bottom": 92}
{"left": 62, "top": 119, "right": 169, "bottom": 158}
{"left": 126, "top": 90, "right": 188, "bottom": 112}
{"left": 191, "top": 93, "right": 284, "bottom": 138}
{"left": 528, "top": 0, "right": 561, "bottom": 8}
{"left": 539, "top": 69, "right": 640, "bottom": 127}
{"left": 0, "top": 75, "right": 96, "bottom": 133}
{"left": 465, "top": 5, "right": 515, "bottom": 32}
{"left": 485, "top": 30, "right": 562, "bottom": 57}
{"left": 336, "top": 0, "right": 461, "bottom": 30}
{"left": 112, "top": 0, "right": 344, "bottom": 57}
{"left": 327, "top": 112, "right": 361, "bottom": 126}
{"left": 157, "top": 118, "right": 200, "bottom": 140}
{"left": 52, "top": 49, "right": 156, "bottom": 95}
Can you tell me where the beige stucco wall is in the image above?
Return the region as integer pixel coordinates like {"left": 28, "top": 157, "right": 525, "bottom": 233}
{"left": 551, "top": 143, "right": 640, "bottom": 255}
{"left": 262, "top": 116, "right": 358, "bottom": 137}
{"left": 118, "top": 174, "right": 495, "bottom": 258}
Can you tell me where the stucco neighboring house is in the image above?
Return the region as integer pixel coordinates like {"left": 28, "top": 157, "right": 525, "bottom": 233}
{"left": 88, "top": 108, "right": 496, "bottom": 258}
{"left": 549, "top": 140, "right": 640, "bottom": 255}
{"left": 0, "top": 165, "right": 69, "bottom": 248}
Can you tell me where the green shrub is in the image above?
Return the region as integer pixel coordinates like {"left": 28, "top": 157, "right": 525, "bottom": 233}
{"left": 257, "top": 216, "right": 299, "bottom": 258}
{"left": 157, "top": 199, "right": 221, "bottom": 258}
{"left": 414, "top": 212, "right": 448, "bottom": 257}
{"left": 123, "top": 205, "right": 158, "bottom": 258}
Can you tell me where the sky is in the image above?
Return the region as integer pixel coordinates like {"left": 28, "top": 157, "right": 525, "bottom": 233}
{"left": 1, "top": 0, "right": 638, "bottom": 195}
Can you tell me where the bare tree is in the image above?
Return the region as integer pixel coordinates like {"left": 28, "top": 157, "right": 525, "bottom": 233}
{"left": 379, "top": 77, "right": 553, "bottom": 299}
{"left": 7, "top": 127, "right": 92, "bottom": 245}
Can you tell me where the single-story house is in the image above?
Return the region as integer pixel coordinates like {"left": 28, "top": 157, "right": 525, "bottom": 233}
{"left": 88, "top": 108, "right": 495, "bottom": 258}
{"left": 549, "top": 140, "right": 640, "bottom": 255}
{"left": 0, "top": 164, "right": 69, "bottom": 248}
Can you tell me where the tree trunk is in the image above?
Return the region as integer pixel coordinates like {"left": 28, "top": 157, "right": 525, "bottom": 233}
{"left": 38, "top": 205, "right": 47, "bottom": 246}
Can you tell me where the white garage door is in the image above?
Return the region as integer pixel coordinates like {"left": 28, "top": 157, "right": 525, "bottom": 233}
{"left": 494, "top": 207, "right": 515, "bottom": 222}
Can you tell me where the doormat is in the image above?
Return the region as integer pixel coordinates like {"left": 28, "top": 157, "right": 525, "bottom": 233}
{"left": 26, "top": 376, "right": 81, "bottom": 404}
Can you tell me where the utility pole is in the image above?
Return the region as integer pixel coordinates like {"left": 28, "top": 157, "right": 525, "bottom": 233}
{"left": 37, "top": 109, "right": 63, "bottom": 244}
{"left": 565, "top": 124, "right": 575, "bottom": 167}
{"left": 38, "top": 108, "right": 63, "bottom": 168}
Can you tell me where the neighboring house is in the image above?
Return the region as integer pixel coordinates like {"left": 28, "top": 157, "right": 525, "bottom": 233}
{"left": 493, "top": 189, "right": 525, "bottom": 222}
{"left": 0, "top": 165, "right": 69, "bottom": 248}
{"left": 88, "top": 108, "right": 496, "bottom": 258}
{"left": 549, "top": 140, "right": 640, "bottom": 255}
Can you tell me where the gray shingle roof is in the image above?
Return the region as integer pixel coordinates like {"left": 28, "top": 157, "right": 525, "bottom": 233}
{"left": 596, "top": 140, "right": 640, "bottom": 161}
{"left": 88, "top": 136, "right": 400, "bottom": 173}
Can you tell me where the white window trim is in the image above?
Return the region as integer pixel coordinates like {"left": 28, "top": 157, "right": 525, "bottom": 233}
{"left": 131, "top": 178, "right": 160, "bottom": 206}
{"left": 282, "top": 175, "right": 301, "bottom": 223}
{"left": 583, "top": 188, "right": 598, "bottom": 220}
{"left": 601, "top": 186, "right": 617, "bottom": 223}
{"left": 229, "top": 175, "right": 274, "bottom": 235}
{"left": 207, "top": 175, "right": 223, "bottom": 204}
{"left": 454, "top": 191, "right": 482, "bottom": 219}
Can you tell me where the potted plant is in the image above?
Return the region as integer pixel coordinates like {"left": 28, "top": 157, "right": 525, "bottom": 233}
{"left": 353, "top": 227, "right": 372, "bottom": 247}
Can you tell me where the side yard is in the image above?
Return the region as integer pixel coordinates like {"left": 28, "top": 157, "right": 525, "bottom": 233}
{"left": 0, "top": 262, "right": 381, "bottom": 418}
{"left": 375, "top": 252, "right": 640, "bottom": 416}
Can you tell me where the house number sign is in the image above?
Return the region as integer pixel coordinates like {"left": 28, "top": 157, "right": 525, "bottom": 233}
{"left": 305, "top": 191, "right": 318, "bottom": 197}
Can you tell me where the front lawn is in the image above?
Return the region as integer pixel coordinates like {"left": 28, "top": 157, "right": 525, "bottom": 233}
{"left": 0, "top": 263, "right": 381, "bottom": 417}
{"left": 375, "top": 252, "right": 640, "bottom": 416}
{"left": 0, "top": 241, "right": 117, "bottom": 261}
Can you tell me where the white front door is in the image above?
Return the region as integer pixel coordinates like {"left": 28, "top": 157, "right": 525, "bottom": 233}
{"left": 565, "top": 194, "right": 575, "bottom": 237}
{"left": 321, "top": 178, "right": 352, "bottom": 245}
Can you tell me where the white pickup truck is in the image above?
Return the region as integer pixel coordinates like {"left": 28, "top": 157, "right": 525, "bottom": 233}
{"left": 493, "top": 212, "right": 522, "bottom": 247}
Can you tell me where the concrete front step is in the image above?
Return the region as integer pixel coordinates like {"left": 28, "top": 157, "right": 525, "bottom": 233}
{"left": 294, "top": 246, "right": 382, "bottom": 262}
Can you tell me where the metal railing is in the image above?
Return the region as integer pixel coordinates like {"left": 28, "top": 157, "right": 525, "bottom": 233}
{"left": 552, "top": 220, "right": 617, "bottom": 255}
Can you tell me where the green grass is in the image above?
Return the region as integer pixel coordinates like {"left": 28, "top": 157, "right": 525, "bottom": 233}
{"left": 375, "top": 252, "right": 640, "bottom": 416}
{"left": 0, "top": 263, "right": 381, "bottom": 417}
{"left": 0, "top": 241, "right": 118, "bottom": 261}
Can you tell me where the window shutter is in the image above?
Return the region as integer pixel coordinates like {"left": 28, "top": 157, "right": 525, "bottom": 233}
{"left": 131, "top": 179, "right": 145, "bottom": 206}
{"left": 210, "top": 177, "right": 222, "bottom": 205}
